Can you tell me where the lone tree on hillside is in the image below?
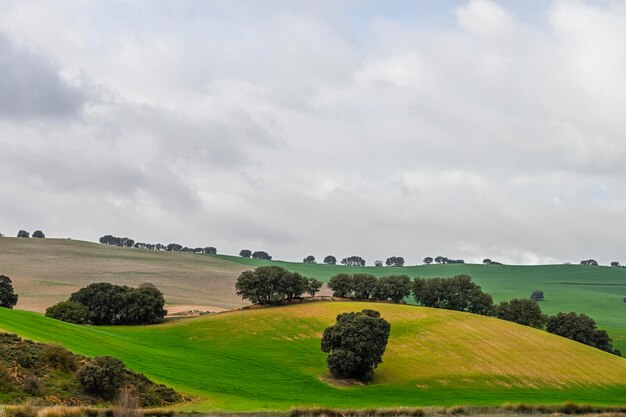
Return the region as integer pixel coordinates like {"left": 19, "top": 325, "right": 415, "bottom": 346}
{"left": 235, "top": 266, "right": 306, "bottom": 305}
{"left": 374, "top": 260, "right": 383, "bottom": 267}
{"left": 321, "top": 309, "right": 391, "bottom": 382}
{"left": 580, "top": 259, "right": 598, "bottom": 266}
{"left": 305, "top": 278, "right": 323, "bottom": 297}
{"left": 546, "top": 312, "right": 620, "bottom": 356}
{"left": 239, "top": 249, "right": 252, "bottom": 258}
{"left": 323, "top": 255, "right": 337, "bottom": 265}
{"left": 530, "top": 290, "right": 545, "bottom": 301}
{"left": 494, "top": 298, "right": 546, "bottom": 328}
{"left": 385, "top": 256, "right": 405, "bottom": 267}
{"left": 423, "top": 257, "right": 433, "bottom": 265}
{"left": 32, "top": 230, "right": 45, "bottom": 238}
{"left": 17, "top": 230, "right": 30, "bottom": 238}
{"left": 482, "top": 258, "right": 492, "bottom": 265}
{"left": 611, "top": 261, "right": 621, "bottom": 267}
{"left": 303, "top": 255, "right": 316, "bottom": 264}
{"left": 0, "top": 275, "right": 18, "bottom": 309}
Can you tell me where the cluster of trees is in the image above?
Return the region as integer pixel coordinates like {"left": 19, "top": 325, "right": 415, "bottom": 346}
{"left": 328, "top": 274, "right": 412, "bottom": 303}
{"left": 414, "top": 275, "right": 494, "bottom": 315}
{"left": 16, "top": 230, "right": 45, "bottom": 238}
{"left": 100, "top": 235, "right": 216, "bottom": 254}
{"left": 580, "top": 259, "right": 598, "bottom": 266}
{"left": 546, "top": 312, "right": 620, "bottom": 356}
{"left": 321, "top": 309, "right": 390, "bottom": 382}
{"left": 423, "top": 256, "right": 465, "bottom": 264}
{"left": 341, "top": 256, "right": 366, "bottom": 266}
{"left": 385, "top": 256, "right": 405, "bottom": 267}
{"left": 239, "top": 249, "right": 272, "bottom": 260}
{"left": 45, "top": 282, "right": 167, "bottom": 325}
{"left": 482, "top": 259, "right": 503, "bottom": 265}
{"left": 235, "top": 266, "right": 323, "bottom": 305}
{"left": 0, "top": 275, "right": 18, "bottom": 309}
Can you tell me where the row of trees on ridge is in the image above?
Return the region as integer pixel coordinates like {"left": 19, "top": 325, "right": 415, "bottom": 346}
{"left": 100, "top": 235, "right": 216, "bottom": 254}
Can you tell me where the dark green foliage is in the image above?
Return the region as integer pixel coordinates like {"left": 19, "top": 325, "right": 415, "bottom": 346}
{"left": 611, "top": 261, "right": 620, "bottom": 267}
{"left": 580, "top": 259, "right": 598, "bottom": 266}
{"left": 341, "top": 256, "right": 366, "bottom": 266}
{"left": 413, "top": 275, "right": 494, "bottom": 315}
{"left": 305, "top": 278, "right": 323, "bottom": 297}
{"left": 239, "top": 249, "right": 252, "bottom": 258}
{"left": 0, "top": 275, "right": 18, "bottom": 309}
{"left": 494, "top": 298, "right": 546, "bottom": 328}
{"left": 373, "top": 275, "right": 412, "bottom": 303}
{"left": 235, "top": 266, "right": 307, "bottom": 305}
{"left": 76, "top": 356, "right": 126, "bottom": 399}
{"left": 45, "top": 301, "right": 88, "bottom": 324}
{"left": 352, "top": 274, "right": 378, "bottom": 299}
{"left": 17, "top": 230, "right": 29, "bottom": 238}
{"left": 385, "top": 257, "right": 405, "bottom": 267}
{"left": 423, "top": 257, "right": 433, "bottom": 264}
{"left": 323, "top": 255, "right": 337, "bottom": 265}
{"left": 546, "top": 312, "right": 620, "bottom": 356}
{"left": 68, "top": 283, "right": 166, "bottom": 325}
{"left": 252, "top": 250, "right": 272, "bottom": 260}
{"left": 166, "top": 243, "right": 182, "bottom": 252}
{"left": 530, "top": 290, "right": 545, "bottom": 301}
{"left": 32, "top": 230, "right": 45, "bottom": 238}
{"left": 303, "top": 255, "right": 316, "bottom": 264}
{"left": 328, "top": 274, "right": 354, "bottom": 298}
{"left": 321, "top": 309, "right": 391, "bottom": 382}
{"left": 482, "top": 259, "right": 492, "bottom": 264}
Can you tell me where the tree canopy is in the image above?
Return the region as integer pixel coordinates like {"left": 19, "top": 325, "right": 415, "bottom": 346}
{"left": 0, "top": 275, "right": 18, "bottom": 309}
{"left": 235, "top": 266, "right": 307, "bottom": 305}
{"left": 252, "top": 251, "right": 272, "bottom": 260}
{"left": 323, "top": 255, "right": 337, "bottom": 265}
{"left": 494, "top": 298, "right": 546, "bottom": 328}
{"left": 321, "top": 309, "right": 391, "bottom": 382}
{"left": 239, "top": 249, "right": 252, "bottom": 258}
{"left": 385, "top": 256, "right": 405, "bottom": 267}
{"left": 413, "top": 275, "right": 493, "bottom": 315}
{"left": 546, "top": 312, "right": 620, "bottom": 356}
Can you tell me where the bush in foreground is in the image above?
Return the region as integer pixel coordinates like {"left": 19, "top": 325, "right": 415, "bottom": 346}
{"left": 321, "top": 309, "right": 391, "bottom": 382}
{"left": 76, "top": 356, "right": 126, "bottom": 399}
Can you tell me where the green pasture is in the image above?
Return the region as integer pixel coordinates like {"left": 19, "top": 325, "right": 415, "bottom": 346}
{"left": 1, "top": 302, "right": 626, "bottom": 411}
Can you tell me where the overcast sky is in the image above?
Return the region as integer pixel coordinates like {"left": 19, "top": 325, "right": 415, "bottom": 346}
{"left": 1, "top": 0, "right": 625, "bottom": 265}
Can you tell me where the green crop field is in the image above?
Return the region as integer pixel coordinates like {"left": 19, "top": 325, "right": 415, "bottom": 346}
{"left": 212, "top": 254, "right": 626, "bottom": 354}
{"left": 1, "top": 302, "right": 625, "bottom": 411}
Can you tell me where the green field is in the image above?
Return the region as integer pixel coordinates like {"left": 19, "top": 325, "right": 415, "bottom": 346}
{"left": 1, "top": 302, "right": 625, "bottom": 411}
{"left": 212, "top": 254, "right": 626, "bottom": 353}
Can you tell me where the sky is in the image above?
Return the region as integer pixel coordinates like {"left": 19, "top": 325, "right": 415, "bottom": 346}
{"left": 1, "top": 0, "right": 625, "bottom": 265}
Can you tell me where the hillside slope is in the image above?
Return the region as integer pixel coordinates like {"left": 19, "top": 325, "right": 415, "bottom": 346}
{"left": 1, "top": 302, "right": 626, "bottom": 411}
{"left": 0, "top": 238, "right": 249, "bottom": 311}
{"left": 212, "top": 254, "right": 626, "bottom": 353}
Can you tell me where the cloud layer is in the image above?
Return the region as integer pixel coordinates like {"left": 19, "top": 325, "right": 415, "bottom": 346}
{"left": 1, "top": 0, "right": 625, "bottom": 265}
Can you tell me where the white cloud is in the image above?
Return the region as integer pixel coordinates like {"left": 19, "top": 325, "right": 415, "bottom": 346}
{"left": 0, "top": 1, "right": 625, "bottom": 265}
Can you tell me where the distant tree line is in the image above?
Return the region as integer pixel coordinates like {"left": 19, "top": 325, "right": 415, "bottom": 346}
{"left": 239, "top": 249, "right": 272, "bottom": 260}
{"left": 100, "top": 235, "right": 216, "bottom": 254}
{"left": 45, "top": 282, "right": 167, "bottom": 325}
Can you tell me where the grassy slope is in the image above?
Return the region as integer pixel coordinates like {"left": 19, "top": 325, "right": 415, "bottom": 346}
{"left": 0, "top": 238, "right": 249, "bottom": 311}
{"left": 1, "top": 302, "right": 626, "bottom": 411}
{"left": 212, "top": 255, "right": 626, "bottom": 353}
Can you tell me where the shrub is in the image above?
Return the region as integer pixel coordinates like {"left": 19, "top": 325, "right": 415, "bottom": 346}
{"left": 530, "top": 290, "right": 544, "bottom": 301}
{"left": 22, "top": 376, "right": 43, "bottom": 396}
{"left": 2, "top": 405, "right": 37, "bottom": 417}
{"left": 45, "top": 301, "right": 88, "bottom": 324}
{"left": 43, "top": 343, "right": 77, "bottom": 372}
{"left": 76, "top": 356, "right": 126, "bottom": 399}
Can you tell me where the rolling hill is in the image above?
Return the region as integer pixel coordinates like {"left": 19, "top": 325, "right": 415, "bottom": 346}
{"left": 0, "top": 302, "right": 625, "bottom": 411}
{"left": 1, "top": 237, "right": 626, "bottom": 353}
